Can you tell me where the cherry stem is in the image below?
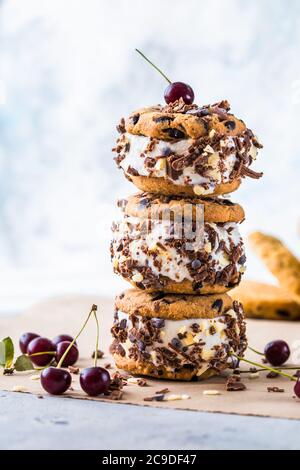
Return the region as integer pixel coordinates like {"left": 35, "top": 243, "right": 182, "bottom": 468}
{"left": 232, "top": 354, "right": 297, "bottom": 382}
{"left": 238, "top": 367, "right": 300, "bottom": 374}
{"left": 135, "top": 49, "right": 172, "bottom": 84}
{"left": 27, "top": 351, "right": 56, "bottom": 357}
{"left": 56, "top": 304, "right": 97, "bottom": 369}
{"left": 93, "top": 308, "right": 99, "bottom": 368}
{"left": 248, "top": 346, "right": 264, "bottom": 356}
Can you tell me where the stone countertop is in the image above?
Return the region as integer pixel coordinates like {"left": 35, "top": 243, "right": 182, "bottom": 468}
{"left": 0, "top": 391, "right": 299, "bottom": 450}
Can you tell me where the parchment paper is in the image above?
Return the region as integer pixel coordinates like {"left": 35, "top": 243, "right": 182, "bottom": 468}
{"left": 0, "top": 295, "right": 299, "bottom": 419}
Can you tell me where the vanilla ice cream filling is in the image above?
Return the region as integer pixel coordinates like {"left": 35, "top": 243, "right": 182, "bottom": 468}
{"left": 118, "top": 133, "right": 258, "bottom": 193}
{"left": 112, "top": 217, "right": 245, "bottom": 283}
{"left": 116, "top": 309, "right": 239, "bottom": 374}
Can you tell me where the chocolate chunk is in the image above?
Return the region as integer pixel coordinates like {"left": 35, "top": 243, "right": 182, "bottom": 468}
{"left": 137, "top": 340, "right": 146, "bottom": 352}
{"left": 226, "top": 376, "right": 246, "bottom": 391}
{"left": 224, "top": 120, "right": 236, "bottom": 130}
{"left": 152, "top": 318, "right": 165, "bottom": 328}
{"left": 162, "top": 128, "right": 185, "bottom": 139}
{"left": 171, "top": 338, "right": 182, "bottom": 349}
{"left": 191, "top": 259, "right": 202, "bottom": 270}
{"left": 212, "top": 299, "right": 223, "bottom": 313}
{"left": 209, "top": 326, "right": 216, "bottom": 335}
{"left": 267, "top": 371, "right": 279, "bottom": 379}
{"left": 153, "top": 115, "right": 174, "bottom": 123}
{"left": 238, "top": 254, "right": 247, "bottom": 265}
{"left": 92, "top": 349, "right": 104, "bottom": 359}
{"left": 119, "top": 319, "right": 127, "bottom": 329}
{"left": 151, "top": 292, "right": 165, "bottom": 301}
{"left": 191, "top": 323, "right": 200, "bottom": 333}
{"left": 131, "top": 114, "right": 140, "bottom": 125}
{"left": 276, "top": 310, "right": 291, "bottom": 318}
{"left": 186, "top": 107, "right": 211, "bottom": 117}
{"left": 115, "top": 344, "right": 126, "bottom": 357}
{"left": 127, "top": 166, "right": 139, "bottom": 176}
{"left": 193, "top": 282, "right": 203, "bottom": 291}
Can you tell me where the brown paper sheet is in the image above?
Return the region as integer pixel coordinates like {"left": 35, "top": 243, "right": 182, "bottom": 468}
{"left": 0, "top": 295, "right": 300, "bottom": 419}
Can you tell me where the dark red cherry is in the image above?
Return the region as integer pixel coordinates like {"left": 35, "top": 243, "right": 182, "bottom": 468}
{"left": 80, "top": 367, "right": 110, "bottom": 396}
{"left": 40, "top": 367, "right": 71, "bottom": 395}
{"left": 264, "top": 340, "right": 290, "bottom": 366}
{"left": 164, "top": 82, "right": 194, "bottom": 105}
{"left": 56, "top": 341, "right": 79, "bottom": 367}
{"left": 19, "top": 332, "right": 40, "bottom": 354}
{"left": 294, "top": 378, "right": 300, "bottom": 399}
{"left": 27, "top": 337, "right": 56, "bottom": 366}
{"left": 52, "top": 334, "right": 77, "bottom": 348}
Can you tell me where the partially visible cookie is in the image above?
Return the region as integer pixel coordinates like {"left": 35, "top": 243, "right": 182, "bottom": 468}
{"left": 111, "top": 289, "right": 247, "bottom": 380}
{"left": 121, "top": 192, "right": 245, "bottom": 224}
{"left": 231, "top": 280, "right": 300, "bottom": 321}
{"left": 249, "top": 232, "right": 300, "bottom": 301}
{"left": 114, "top": 289, "right": 235, "bottom": 320}
{"left": 125, "top": 100, "right": 246, "bottom": 140}
{"left": 126, "top": 175, "right": 241, "bottom": 198}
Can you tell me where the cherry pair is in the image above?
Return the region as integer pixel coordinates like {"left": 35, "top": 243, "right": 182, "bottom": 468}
{"left": 39, "top": 305, "right": 111, "bottom": 396}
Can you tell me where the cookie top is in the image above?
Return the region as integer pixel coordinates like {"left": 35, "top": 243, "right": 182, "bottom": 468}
{"left": 123, "top": 99, "right": 248, "bottom": 141}
{"left": 115, "top": 289, "right": 237, "bottom": 320}
{"left": 118, "top": 192, "right": 245, "bottom": 223}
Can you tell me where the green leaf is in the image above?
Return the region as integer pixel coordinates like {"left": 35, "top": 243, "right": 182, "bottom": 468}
{"left": 14, "top": 354, "right": 35, "bottom": 372}
{"left": 0, "top": 337, "right": 14, "bottom": 368}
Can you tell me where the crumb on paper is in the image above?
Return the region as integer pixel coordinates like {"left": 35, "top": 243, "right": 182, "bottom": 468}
{"left": 127, "top": 377, "right": 141, "bottom": 385}
{"left": 12, "top": 385, "right": 27, "bottom": 393}
{"left": 144, "top": 393, "right": 190, "bottom": 402}
{"left": 164, "top": 394, "right": 190, "bottom": 401}
{"left": 91, "top": 349, "right": 104, "bottom": 359}
{"left": 68, "top": 366, "right": 79, "bottom": 375}
{"left": 203, "top": 390, "right": 221, "bottom": 396}
{"left": 249, "top": 372, "right": 260, "bottom": 380}
{"left": 30, "top": 374, "right": 40, "bottom": 381}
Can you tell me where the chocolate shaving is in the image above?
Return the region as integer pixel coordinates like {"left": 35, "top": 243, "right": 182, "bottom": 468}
{"left": 144, "top": 394, "right": 165, "bottom": 402}
{"left": 267, "top": 371, "right": 279, "bottom": 379}
{"left": 91, "top": 349, "right": 104, "bottom": 359}
{"left": 240, "top": 165, "right": 263, "bottom": 179}
{"left": 226, "top": 375, "right": 247, "bottom": 392}
{"left": 267, "top": 387, "right": 285, "bottom": 393}
{"left": 156, "top": 388, "right": 170, "bottom": 395}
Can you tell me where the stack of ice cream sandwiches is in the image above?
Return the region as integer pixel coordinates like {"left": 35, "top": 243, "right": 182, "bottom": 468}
{"left": 110, "top": 98, "right": 263, "bottom": 380}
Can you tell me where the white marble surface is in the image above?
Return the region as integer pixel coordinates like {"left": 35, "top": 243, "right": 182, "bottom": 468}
{"left": 0, "top": 0, "right": 300, "bottom": 313}
{"left": 0, "top": 391, "right": 299, "bottom": 450}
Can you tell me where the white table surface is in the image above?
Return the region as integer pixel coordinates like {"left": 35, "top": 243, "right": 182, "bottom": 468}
{"left": 1, "top": 390, "right": 300, "bottom": 450}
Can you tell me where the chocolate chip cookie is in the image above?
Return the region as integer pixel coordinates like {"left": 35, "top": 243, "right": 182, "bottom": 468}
{"left": 110, "top": 289, "right": 247, "bottom": 380}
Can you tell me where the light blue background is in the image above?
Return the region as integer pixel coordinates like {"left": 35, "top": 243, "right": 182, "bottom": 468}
{"left": 0, "top": 0, "right": 299, "bottom": 313}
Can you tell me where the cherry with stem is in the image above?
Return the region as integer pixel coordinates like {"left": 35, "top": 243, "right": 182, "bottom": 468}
{"left": 40, "top": 305, "right": 97, "bottom": 395}
{"left": 80, "top": 308, "right": 110, "bottom": 397}
{"left": 135, "top": 49, "right": 195, "bottom": 105}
